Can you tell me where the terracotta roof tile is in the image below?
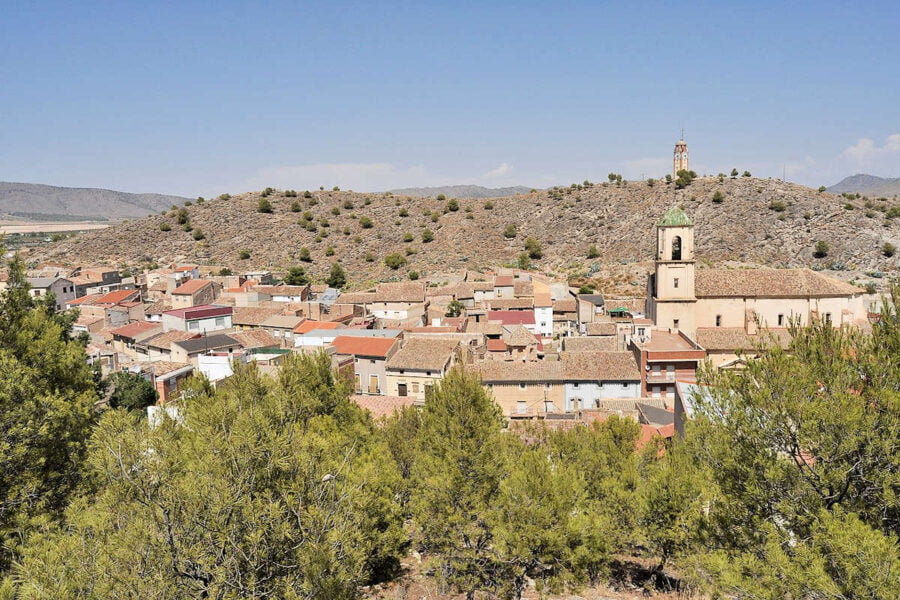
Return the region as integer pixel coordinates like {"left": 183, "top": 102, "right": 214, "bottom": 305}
{"left": 232, "top": 306, "right": 284, "bottom": 327}
{"left": 374, "top": 282, "right": 426, "bottom": 303}
{"left": 386, "top": 338, "right": 458, "bottom": 371}
{"left": 695, "top": 268, "right": 862, "bottom": 298}
{"left": 586, "top": 322, "right": 617, "bottom": 336}
{"left": 562, "top": 336, "right": 618, "bottom": 352}
{"left": 473, "top": 360, "right": 563, "bottom": 382}
{"left": 695, "top": 327, "right": 792, "bottom": 351}
{"left": 294, "top": 320, "right": 343, "bottom": 334}
{"left": 109, "top": 320, "right": 162, "bottom": 340}
{"left": 350, "top": 395, "right": 418, "bottom": 419}
{"left": 172, "top": 279, "right": 214, "bottom": 295}
{"left": 331, "top": 335, "right": 398, "bottom": 358}
{"left": 561, "top": 351, "right": 641, "bottom": 381}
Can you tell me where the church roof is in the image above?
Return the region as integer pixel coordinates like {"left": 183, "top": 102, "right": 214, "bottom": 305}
{"left": 657, "top": 207, "right": 692, "bottom": 227}
{"left": 695, "top": 268, "right": 862, "bottom": 298}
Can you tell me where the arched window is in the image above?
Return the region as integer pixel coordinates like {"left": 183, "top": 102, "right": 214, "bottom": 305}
{"left": 671, "top": 235, "right": 682, "bottom": 260}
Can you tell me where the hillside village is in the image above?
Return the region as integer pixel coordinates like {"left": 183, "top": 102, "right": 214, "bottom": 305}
{"left": 6, "top": 143, "right": 881, "bottom": 439}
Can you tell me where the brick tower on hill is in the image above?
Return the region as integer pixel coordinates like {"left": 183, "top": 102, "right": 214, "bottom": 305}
{"left": 673, "top": 138, "right": 689, "bottom": 175}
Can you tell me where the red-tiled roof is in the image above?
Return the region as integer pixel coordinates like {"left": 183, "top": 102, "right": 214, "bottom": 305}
{"left": 494, "top": 275, "right": 514, "bottom": 287}
{"left": 350, "top": 395, "right": 418, "bottom": 419}
{"left": 94, "top": 289, "right": 140, "bottom": 304}
{"left": 488, "top": 310, "right": 535, "bottom": 326}
{"left": 294, "top": 320, "right": 343, "bottom": 334}
{"left": 486, "top": 339, "right": 508, "bottom": 352}
{"left": 331, "top": 335, "right": 397, "bottom": 358}
{"left": 172, "top": 279, "right": 213, "bottom": 295}
{"left": 109, "top": 321, "right": 161, "bottom": 340}
{"left": 162, "top": 305, "right": 232, "bottom": 320}
{"left": 68, "top": 293, "right": 102, "bottom": 305}
{"left": 174, "top": 265, "right": 198, "bottom": 272}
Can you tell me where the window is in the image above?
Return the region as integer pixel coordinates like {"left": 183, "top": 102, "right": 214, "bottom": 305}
{"left": 412, "top": 382, "right": 420, "bottom": 393}
{"left": 397, "top": 383, "right": 407, "bottom": 397}
{"left": 824, "top": 312, "right": 832, "bottom": 324}
{"left": 637, "top": 327, "right": 646, "bottom": 336}
{"left": 651, "top": 385, "right": 661, "bottom": 398}
{"left": 673, "top": 319, "right": 680, "bottom": 329}
{"left": 671, "top": 235, "right": 682, "bottom": 260}
{"left": 573, "top": 382, "right": 579, "bottom": 389}
{"left": 544, "top": 400, "right": 554, "bottom": 413}
{"left": 370, "top": 359, "right": 376, "bottom": 364}
{"left": 215, "top": 317, "right": 225, "bottom": 327}
{"left": 519, "top": 382, "right": 527, "bottom": 390}
{"left": 188, "top": 321, "right": 199, "bottom": 331}
{"left": 673, "top": 278, "right": 679, "bottom": 288}
{"left": 715, "top": 315, "right": 722, "bottom": 327}
{"left": 652, "top": 364, "right": 661, "bottom": 375}
{"left": 544, "top": 383, "right": 550, "bottom": 390}
{"left": 354, "top": 374, "right": 361, "bottom": 393}
{"left": 516, "top": 400, "right": 527, "bottom": 414}
{"left": 777, "top": 314, "right": 785, "bottom": 326}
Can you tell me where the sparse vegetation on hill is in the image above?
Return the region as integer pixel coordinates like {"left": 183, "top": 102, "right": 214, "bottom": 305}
{"left": 31, "top": 177, "right": 900, "bottom": 286}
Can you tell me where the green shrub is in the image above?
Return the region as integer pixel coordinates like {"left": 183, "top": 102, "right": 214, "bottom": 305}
{"left": 159, "top": 223, "right": 171, "bottom": 232}
{"left": 524, "top": 237, "right": 543, "bottom": 259}
{"left": 192, "top": 229, "right": 205, "bottom": 240}
{"left": 769, "top": 201, "right": 787, "bottom": 212}
{"left": 814, "top": 241, "right": 829, "bottom": 258}
{"left": 712, "top": 191, "right": 725, "bottom": 204}
{"left": 299, "top": 247, "right": 312, "bottom": 262}
{"left": 484, "top": 200, "right": 494, "bottom": 210}
{"left": 257, "top": 198, "right": 273, "bottom": 213}
{"left": 399, "top": 207, "right": 409, "bottom": 217}
{"left": 303, "top": 190, "right": 313, "bottom": 198}
{"left": 403, "top": 233, "right": 414, "bottom": 242}
{"left": 408, "top": 270, "right": 419, "bottom": 280}
{"left": 325, "top": 246, "right": 335, "bottom": 257}
{"left": 587, "top": 244, "right": 599, "bottom": 259}
{"left": 883, "top": 243, "right": 896, "bottom": 258}
{"left": 239, "top": 249, "right": 251, "bottom": 260}
{"left": 818, "top": 185, "right": 827, "bottom": 192}
{"left": 290, "top": 201, "right": 301, "bottom": 212}
{"left": 446, "top": 198, "right": 459, "bottom": 212}
{"left": 422, "top": 229, "right": 434, "bottom": 243}
{"left": 384, "top": 253, "right": 407, "bottom": 270}
{"left": 503, "top": 223, "right": 518, "bottom": 239}
{"left": 359, "top": 216, "right": 374, "bottom": 229}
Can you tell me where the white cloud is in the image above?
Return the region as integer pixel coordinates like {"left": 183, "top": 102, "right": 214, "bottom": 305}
{"left": 840, "top": 134, "right": 900, "bottom": 172}
{"left": 482, "top": 162, "right": 514, "bottom": 179}
{"left": 239, "top": 162, "right": 432, "bottom": 193}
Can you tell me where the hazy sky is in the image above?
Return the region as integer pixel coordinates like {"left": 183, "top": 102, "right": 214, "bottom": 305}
{"left": 2, "top": 1, "right": 899, "bottom": 197}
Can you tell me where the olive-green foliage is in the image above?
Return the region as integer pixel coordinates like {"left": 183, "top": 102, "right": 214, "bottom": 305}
{"left": 0, "top": 254, "right": 98, "bottom": 572}
{"left": 587, "top": 244, "right": 600, "bottom": 259}
{"left": 681, "top": 309, "right": 900, "bottom": 595}
{"left": 257, "top": 198, "right": 273, "bottom": 213}
{"left": 524, "top": 237, "right": 542, "bottom": 259}
{"left": 298, "top": 247, "right": 312, "bottom": 262}
{"left": 359, "top": 216, "right": 373, "bottom": 229}
{"left": 814, "top": 240, "right": 829, "bottom": 258}
{"left": 444, "top": 299, "right": 463, "bottom": 317}
{"left": 326, "top": 263, "right": 346, "bottom": 288}
{"left": 503, "top": 223, "right": 517, "bottom": 239}
{"left": 674, "top": 169, "right": 697, "bottom": 189}
{"left": 384, "top": 253, "right": 407, "bottom": 270}
{"left": 410, "top": 368, "right": 507, "bottom": 598}
{"left": 283, "top": 266, "right": 309, "bottom": 286}
{"left": 106, "top": 371, "right": 157, "bottom": 412}
{"left": 11, "top": 356, "right": 405, "bottom": 599}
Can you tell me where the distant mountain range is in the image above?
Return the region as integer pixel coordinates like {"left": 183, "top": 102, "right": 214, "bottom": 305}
{"left": 827, "top": 174, "right": 900, "bottom": 198}
{"left": 387, "top": 184, "right": 535, "bottom": 198}
{"left": 0, "top": 182, "right": 190, "bottom": 221}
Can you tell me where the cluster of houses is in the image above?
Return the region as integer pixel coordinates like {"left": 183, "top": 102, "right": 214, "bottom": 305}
{"left": 5, "top": 209, "right": 876, "bottom": 442}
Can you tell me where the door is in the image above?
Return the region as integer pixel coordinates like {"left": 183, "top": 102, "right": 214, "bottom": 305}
{"left": 368, "top": 375, "right": 379, "bottom": 394}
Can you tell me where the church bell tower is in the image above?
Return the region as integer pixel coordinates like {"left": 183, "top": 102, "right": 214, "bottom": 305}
{"left": 673, "top": 138, "right": 689, "bottom": 175}
{"left": 649, "top": 207, "right": 697, "bottom": 336}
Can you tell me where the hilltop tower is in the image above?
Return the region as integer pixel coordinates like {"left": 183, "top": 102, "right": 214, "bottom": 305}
{"left": 673, "top": 138, "right": 689, "bottom": 175}
{"left": 647, "top": 207, "right": 697, "bottom": 336}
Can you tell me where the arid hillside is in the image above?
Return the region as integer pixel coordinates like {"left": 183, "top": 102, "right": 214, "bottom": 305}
{"left": 31, "top": 177, "right": 900, "bottom": 289}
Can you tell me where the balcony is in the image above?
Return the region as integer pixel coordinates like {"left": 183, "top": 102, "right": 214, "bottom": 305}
{"left": 645, "top": 372, "right": 676, "bottom": 384}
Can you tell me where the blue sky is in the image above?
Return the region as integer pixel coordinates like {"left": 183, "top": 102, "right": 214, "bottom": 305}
{"left": 2, "top": 1, "right": 899, "bottom": 197}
